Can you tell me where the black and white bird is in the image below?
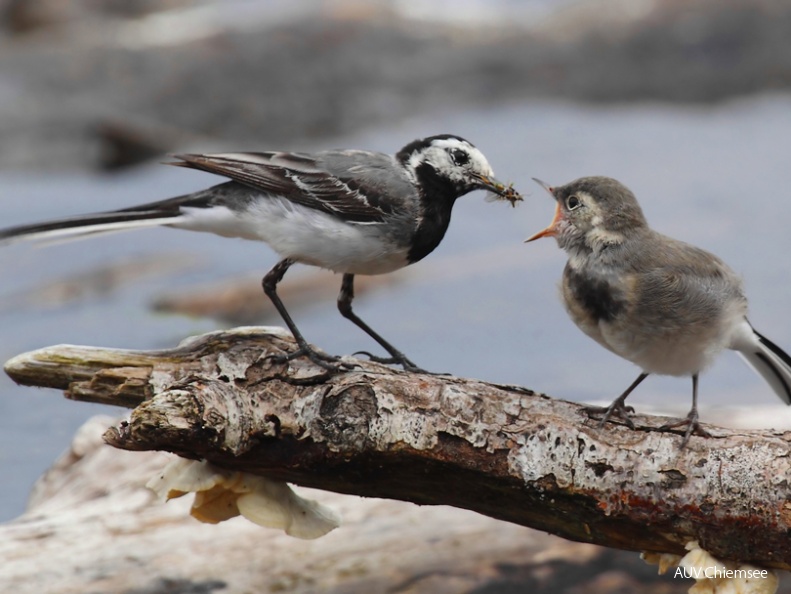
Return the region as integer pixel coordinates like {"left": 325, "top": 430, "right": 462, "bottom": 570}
{"left": 1, "top": 134, "right": 522, "bottom": 372}
{"left": 526, "top": 176, "right": 791, "bottom": 446}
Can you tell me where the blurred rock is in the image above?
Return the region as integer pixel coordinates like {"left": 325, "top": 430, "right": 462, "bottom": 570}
{"left": 1, "top": 0, "right": 791, "bottom": 170}
{"left": 94, "top": 118, "right": 187, "bottom": 170}
{"left": 151, "top": 268, "right": 406, "bottom": 325}
{"left": 0, "top": 253, "right": 198, "bottom": 311}
{"left": 149, "top": 243, "right": 531, "bottom": 325}
{"left": 0, "top": 0, "right": 192, "bottom": 34}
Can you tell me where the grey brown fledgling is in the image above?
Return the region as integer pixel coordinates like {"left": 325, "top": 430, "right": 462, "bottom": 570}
{"left": 526, "top": 176, "right": 791, "bottom": 446}
{"left": 0, "top": 135, "right": 522, "bottom": 373}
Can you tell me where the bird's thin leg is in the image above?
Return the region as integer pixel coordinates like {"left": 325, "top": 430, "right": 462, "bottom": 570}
{"left": 584, "top": 372, "right": 649, "bottom": 430}
{"left": 262, "top": 259, "right": 351, "bottom": 371}
{"left": 659, "top": 374, "right": 712, "bottom": 447}
{"left": 337, "top": 273, "right": 427, "bottom": 373}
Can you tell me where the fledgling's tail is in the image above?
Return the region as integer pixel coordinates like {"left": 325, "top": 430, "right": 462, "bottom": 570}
{"left": 734, "top": 322, "right": 791, "bottom": 405}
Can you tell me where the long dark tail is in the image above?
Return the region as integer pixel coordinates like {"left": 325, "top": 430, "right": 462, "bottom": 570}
{"left": 0, "top": 210, "right": 186, "bottom": 245}
{"left": 0, "top": 183, "right": 228, "bottom": 246}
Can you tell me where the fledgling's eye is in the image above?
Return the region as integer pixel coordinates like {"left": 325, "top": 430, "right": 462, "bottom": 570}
{"left": 566, "top": 195, "right": 582, "bottom": 210}
{"left": 450, "top": 148, "right": 469, "bottom": 166}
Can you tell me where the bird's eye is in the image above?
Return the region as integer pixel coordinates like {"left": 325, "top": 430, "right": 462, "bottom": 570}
{"left": 566, "top": 195, "right": 582, "bottom": 210}
{"left": 450, "top": 148, "right": 469, "bottom": 166}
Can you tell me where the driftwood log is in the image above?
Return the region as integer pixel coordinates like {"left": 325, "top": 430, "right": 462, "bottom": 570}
{"left": 5, "top": 326, "right": 791, "bottom": 571}
{"left": 3, "top": 416, "right": 702, "bottom": 594}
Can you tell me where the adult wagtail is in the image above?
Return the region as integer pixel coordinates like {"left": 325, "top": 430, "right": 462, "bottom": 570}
{"left": 1, "top": 135, "right": 522, "bottom": 372}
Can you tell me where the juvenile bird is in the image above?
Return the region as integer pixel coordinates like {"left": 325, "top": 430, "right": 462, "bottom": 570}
{"left": 0, "top": 135, "right": 522, "bottom": 372}
{"left": 526, "top": 176, "right": 791, "bottom": 446}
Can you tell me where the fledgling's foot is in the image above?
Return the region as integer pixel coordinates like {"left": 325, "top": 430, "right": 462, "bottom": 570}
{"left": 584, "top": 398, "right": 636, "bottom": 430}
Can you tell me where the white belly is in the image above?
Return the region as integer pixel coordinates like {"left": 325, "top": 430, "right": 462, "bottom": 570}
{"left": 176, "top": 198, "right": 410, "bottom": 275}
{"left": 599, "top": 301, "right": 746, "bottom": 376}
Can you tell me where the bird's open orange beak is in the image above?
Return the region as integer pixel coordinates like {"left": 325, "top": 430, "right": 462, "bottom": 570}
{"left": 525, "top": 178, "right": 561, "bottom": 242}
{"left": 525, "top": 202, "right": 562, "bottom": 242}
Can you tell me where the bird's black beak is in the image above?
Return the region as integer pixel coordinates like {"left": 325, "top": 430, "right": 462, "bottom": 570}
{"left": 472, "top": 173, "right": 523, "bottom": 207}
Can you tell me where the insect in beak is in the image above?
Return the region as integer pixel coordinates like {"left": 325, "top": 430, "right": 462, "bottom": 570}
{"left": 476, "top": 174, "right": 524, "bottom": 208}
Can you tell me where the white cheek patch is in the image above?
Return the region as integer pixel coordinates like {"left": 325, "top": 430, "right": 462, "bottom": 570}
{"left": 405, "top": 140, "right": 495, "bottom": 186}
{"left": 408, "top": 146, "right": 455, "bottom": 179}
{"left": 466, "top": 150, "right": 495, "bottom": 179}
{"left": 584, "top": 198, "right": 625, "bottom": 248}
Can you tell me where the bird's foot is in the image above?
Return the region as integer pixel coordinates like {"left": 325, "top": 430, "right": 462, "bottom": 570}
{"left": 353, "top": 350, "right": 439, "bottom": 375}
{"left": 584, "top": 398, "right": 636, "bottom": 430}
{"left": 659, "top": 410, "right": 711, "bottom": 448}
{"left": 265, "top": 346, "right": 357, "bottom": 373}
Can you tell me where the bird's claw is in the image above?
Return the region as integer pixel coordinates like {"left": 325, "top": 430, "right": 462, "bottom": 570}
{"left": 264, "top": 347, "right": 357, "bottom": 373}
{"left": 353, "top": 350, "right": 414, "bottom": 366}
{"left": 584, "top": 400, "right": 636, "bottom": 430}
{"left": 352, "top": 350, "right": 438, "bottom": 375}
{"left": 659, "top": 411, "right": 712, "bottom": 448}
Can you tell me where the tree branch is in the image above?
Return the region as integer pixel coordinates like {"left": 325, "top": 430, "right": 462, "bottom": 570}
{"left": 5, "top": 327, "right": 791, "bottom": 568}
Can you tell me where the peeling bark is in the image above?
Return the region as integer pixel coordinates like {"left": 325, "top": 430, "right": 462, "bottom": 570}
{"left": 2, "top": 417, "right": 694, "bottom": 594}
{"left": 5, "top": 326, "right": 791, "bottom": 568}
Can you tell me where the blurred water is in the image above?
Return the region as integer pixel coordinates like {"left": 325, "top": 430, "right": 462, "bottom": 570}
{"left": 2, "top": 94, "right": 791, "bottom": 521}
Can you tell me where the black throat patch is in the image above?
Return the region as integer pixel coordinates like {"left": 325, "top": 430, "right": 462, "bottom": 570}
{"left": 564, "top": 265, "right": 627, "bottom": 323}
{"left": 406, "top": 162, "right": 462, "bottom": 264}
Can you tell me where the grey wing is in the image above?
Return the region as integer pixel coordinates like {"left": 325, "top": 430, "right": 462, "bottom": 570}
{"left": 170, "top": 151, "right": 412, "bottom": 223}
{"left": 318, "top": 150, "right": 419, "bottom": 217}
{"left": 632, "top": 237, "right": 747, "bottom": 328}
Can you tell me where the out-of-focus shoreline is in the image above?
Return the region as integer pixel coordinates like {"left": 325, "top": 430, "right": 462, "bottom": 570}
{"left": 1, "top": 0, "right": 790, "bottom": 170}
